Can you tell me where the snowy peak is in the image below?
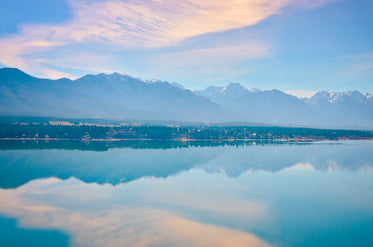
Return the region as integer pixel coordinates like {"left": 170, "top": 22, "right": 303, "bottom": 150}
{"left": 194, "top": 83, "right": 249, "bottom": 102}
{"left": 146, "top": 79, "right": 162, "bottom": 84}
{"left": 76, "top": 71, "right": 144, "bottom": 85}
{"left": 344, "top": 90, "right": 371, "bottom": 103}
{"left": 221, "top": 83, "right": 248, "bottom": 97}
{"left": 194, "top": 86, "right": 224, "bottom": 98}
{"left": 111, "top": 72, "right": 129, "bottom": 76}
{"left": 195, "top": 83, "right": 295, "bottom": 104}
{"left": 171, "top": 82, "right": 187, "bottom": 90}
{"left": 195, "top": 83, "right": 265, "bottom": 102}
{"left": 309, "top": 91, "right": 371, "bottom": 104}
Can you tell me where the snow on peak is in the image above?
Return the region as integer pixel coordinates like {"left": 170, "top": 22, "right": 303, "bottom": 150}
{"left": 112, "top": 72, "right": 127, "bottom": 76}
{"left": 171, "top": 82, "right": 186, "bottom": 89}
{"left": 309, "top": 90, "right": 369, "bottom": 104}
{"left": 220, "top": 83, "right": 248, "bottom": 97}
{"left": 146, "top": 79, "right": 161, "bottom": 83}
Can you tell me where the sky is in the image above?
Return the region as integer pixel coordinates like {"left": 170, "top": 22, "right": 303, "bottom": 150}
{"left": 0, "top": 0, "right": 372, "bottom": 96}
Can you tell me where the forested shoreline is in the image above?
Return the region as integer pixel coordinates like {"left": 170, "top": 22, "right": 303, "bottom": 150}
{"left": 1, "top": 123, "right": 372, "bottom": 141}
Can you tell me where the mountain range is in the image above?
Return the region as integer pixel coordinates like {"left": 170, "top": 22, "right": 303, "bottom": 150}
{"left": 1, "top": 67, "right": 372, "bottom": 129}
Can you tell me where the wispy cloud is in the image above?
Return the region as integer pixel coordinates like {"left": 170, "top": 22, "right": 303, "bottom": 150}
{"left": 337, "top": 52, "right": 373, "bottom": 76}
{"left": 0, "top": 0, "right": 334, "bottom": 78}
{"left": 140, "top": 43, "right": 270, "bottom": 86}
{"left": 158, "top": 44, "right": 270, "bottom": 66}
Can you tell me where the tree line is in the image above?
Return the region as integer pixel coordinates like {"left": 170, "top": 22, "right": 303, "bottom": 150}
{"left": 0, "top": 123, "right": 372, "bottom": 140}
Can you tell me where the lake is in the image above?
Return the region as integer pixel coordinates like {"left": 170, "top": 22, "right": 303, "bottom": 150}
{"left": 0, "top": 140, "right": 372, "bottom": 247}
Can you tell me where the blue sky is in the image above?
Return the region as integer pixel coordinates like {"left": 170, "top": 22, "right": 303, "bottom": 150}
{"left": 0, "top": 0, "right": 372, "bottom": 96}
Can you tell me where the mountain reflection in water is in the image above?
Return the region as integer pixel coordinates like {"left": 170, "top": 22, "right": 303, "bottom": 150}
{"left": 0, "top": 140, "right": 371, "bottom": 188}
{"left": 0, "top": 140, "right": 372, "bottom": 247}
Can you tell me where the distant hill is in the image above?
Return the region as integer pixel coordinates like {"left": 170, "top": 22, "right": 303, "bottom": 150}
{"left": 1, "top": 67, "right": 372, "bottom": 129}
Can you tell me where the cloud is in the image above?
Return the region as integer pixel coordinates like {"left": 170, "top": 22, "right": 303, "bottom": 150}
{"left": 285, "top": 90, "right": 317, "bottom": 98}
{"left": 63, "top": 0, "right": 290, "bottom": 48}
{"left": 138, "top": 43, "right": 270, "bottom": 86}
{"left": 0, "top": 0, "right": 334, "bottom": 78}
{"left": 0, "top": 177, "right": 271, "bottom": 247}
{"left": 158, "top": 44, "right": 270, "bottom": 66}
{"left": 337, "top": 52, "right": 373, "bottom": 76}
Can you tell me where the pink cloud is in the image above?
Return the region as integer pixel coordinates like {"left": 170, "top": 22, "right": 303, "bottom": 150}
{"left": 0, "top": 0, "right": 336, "bottom": 78}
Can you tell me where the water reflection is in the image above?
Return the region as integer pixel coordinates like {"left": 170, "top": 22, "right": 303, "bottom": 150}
{"left": 0, "top": 141, "right": 372, "bottom": 247}
{"left": 0, "top": 139, "right": 278, "bottom": 151}
{"left": 0, "top": 177, "right": 271, "bottom": 247}
{"left": 0, "top": 141, "right": 371, "bottom": 188}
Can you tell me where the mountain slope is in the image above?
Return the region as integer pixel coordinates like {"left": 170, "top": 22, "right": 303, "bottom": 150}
{"left": 194, "top": 83, "right": 249, "bottom": 104}
{"left": 0, "top": 68, "right": 226, "bottom": 122}
{"left": 196, "top": 83, "right": 373, "bottom": 128}
{"left": 305, "top": 91, "right": 373, "bottom": 128}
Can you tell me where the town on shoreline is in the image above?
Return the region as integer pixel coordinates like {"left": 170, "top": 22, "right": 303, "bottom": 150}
{"left": 1, "top": 116, "right": 372, "bottom": 142}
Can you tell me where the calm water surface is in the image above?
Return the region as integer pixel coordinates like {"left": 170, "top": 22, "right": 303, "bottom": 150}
{"left": 0, "top": 141, "right": 372, "bottom": 247}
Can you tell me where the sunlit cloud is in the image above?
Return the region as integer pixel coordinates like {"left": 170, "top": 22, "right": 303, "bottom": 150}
{"left": 62, "top": 0, "right": 292, "bottom": 48}
{"left": 0, "top": 0, "right": 335, "bottom": 78}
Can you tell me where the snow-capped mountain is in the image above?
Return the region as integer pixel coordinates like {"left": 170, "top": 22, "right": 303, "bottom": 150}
{"left": 302, "top": 90, "right": 373, "bottom": 128}
{"left": 0, "top": 67, "right": 372, "bottom": 129}
{"left": 194, "top": 83, "right": 258, "bottom": 104}
{"left": 195, "top": 83, "right": 373, "bottom": 128}
{"left": 307, "top": 91, "right": 372, "bottom": 104}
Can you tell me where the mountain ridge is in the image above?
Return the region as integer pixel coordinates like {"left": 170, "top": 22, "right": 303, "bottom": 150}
{"left": 1, "top": 67, "right": 372, "bottom": 129}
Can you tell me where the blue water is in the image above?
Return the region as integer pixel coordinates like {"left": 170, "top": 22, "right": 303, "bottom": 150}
{"left": 0, "top": 141, "right": 372, "bottom": 247}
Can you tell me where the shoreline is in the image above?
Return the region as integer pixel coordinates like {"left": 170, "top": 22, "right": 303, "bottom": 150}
{"left": 1, "top": 137, "right": 372, "bottom": 142}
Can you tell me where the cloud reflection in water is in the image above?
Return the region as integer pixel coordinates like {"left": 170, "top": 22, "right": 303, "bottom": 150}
{"left": 0, "top": 177, "right": 270, "bottom": 247}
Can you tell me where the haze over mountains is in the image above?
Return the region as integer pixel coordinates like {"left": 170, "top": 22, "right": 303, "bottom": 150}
{"left": 1, "top": 67, "right": 372, "bottom": 129}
